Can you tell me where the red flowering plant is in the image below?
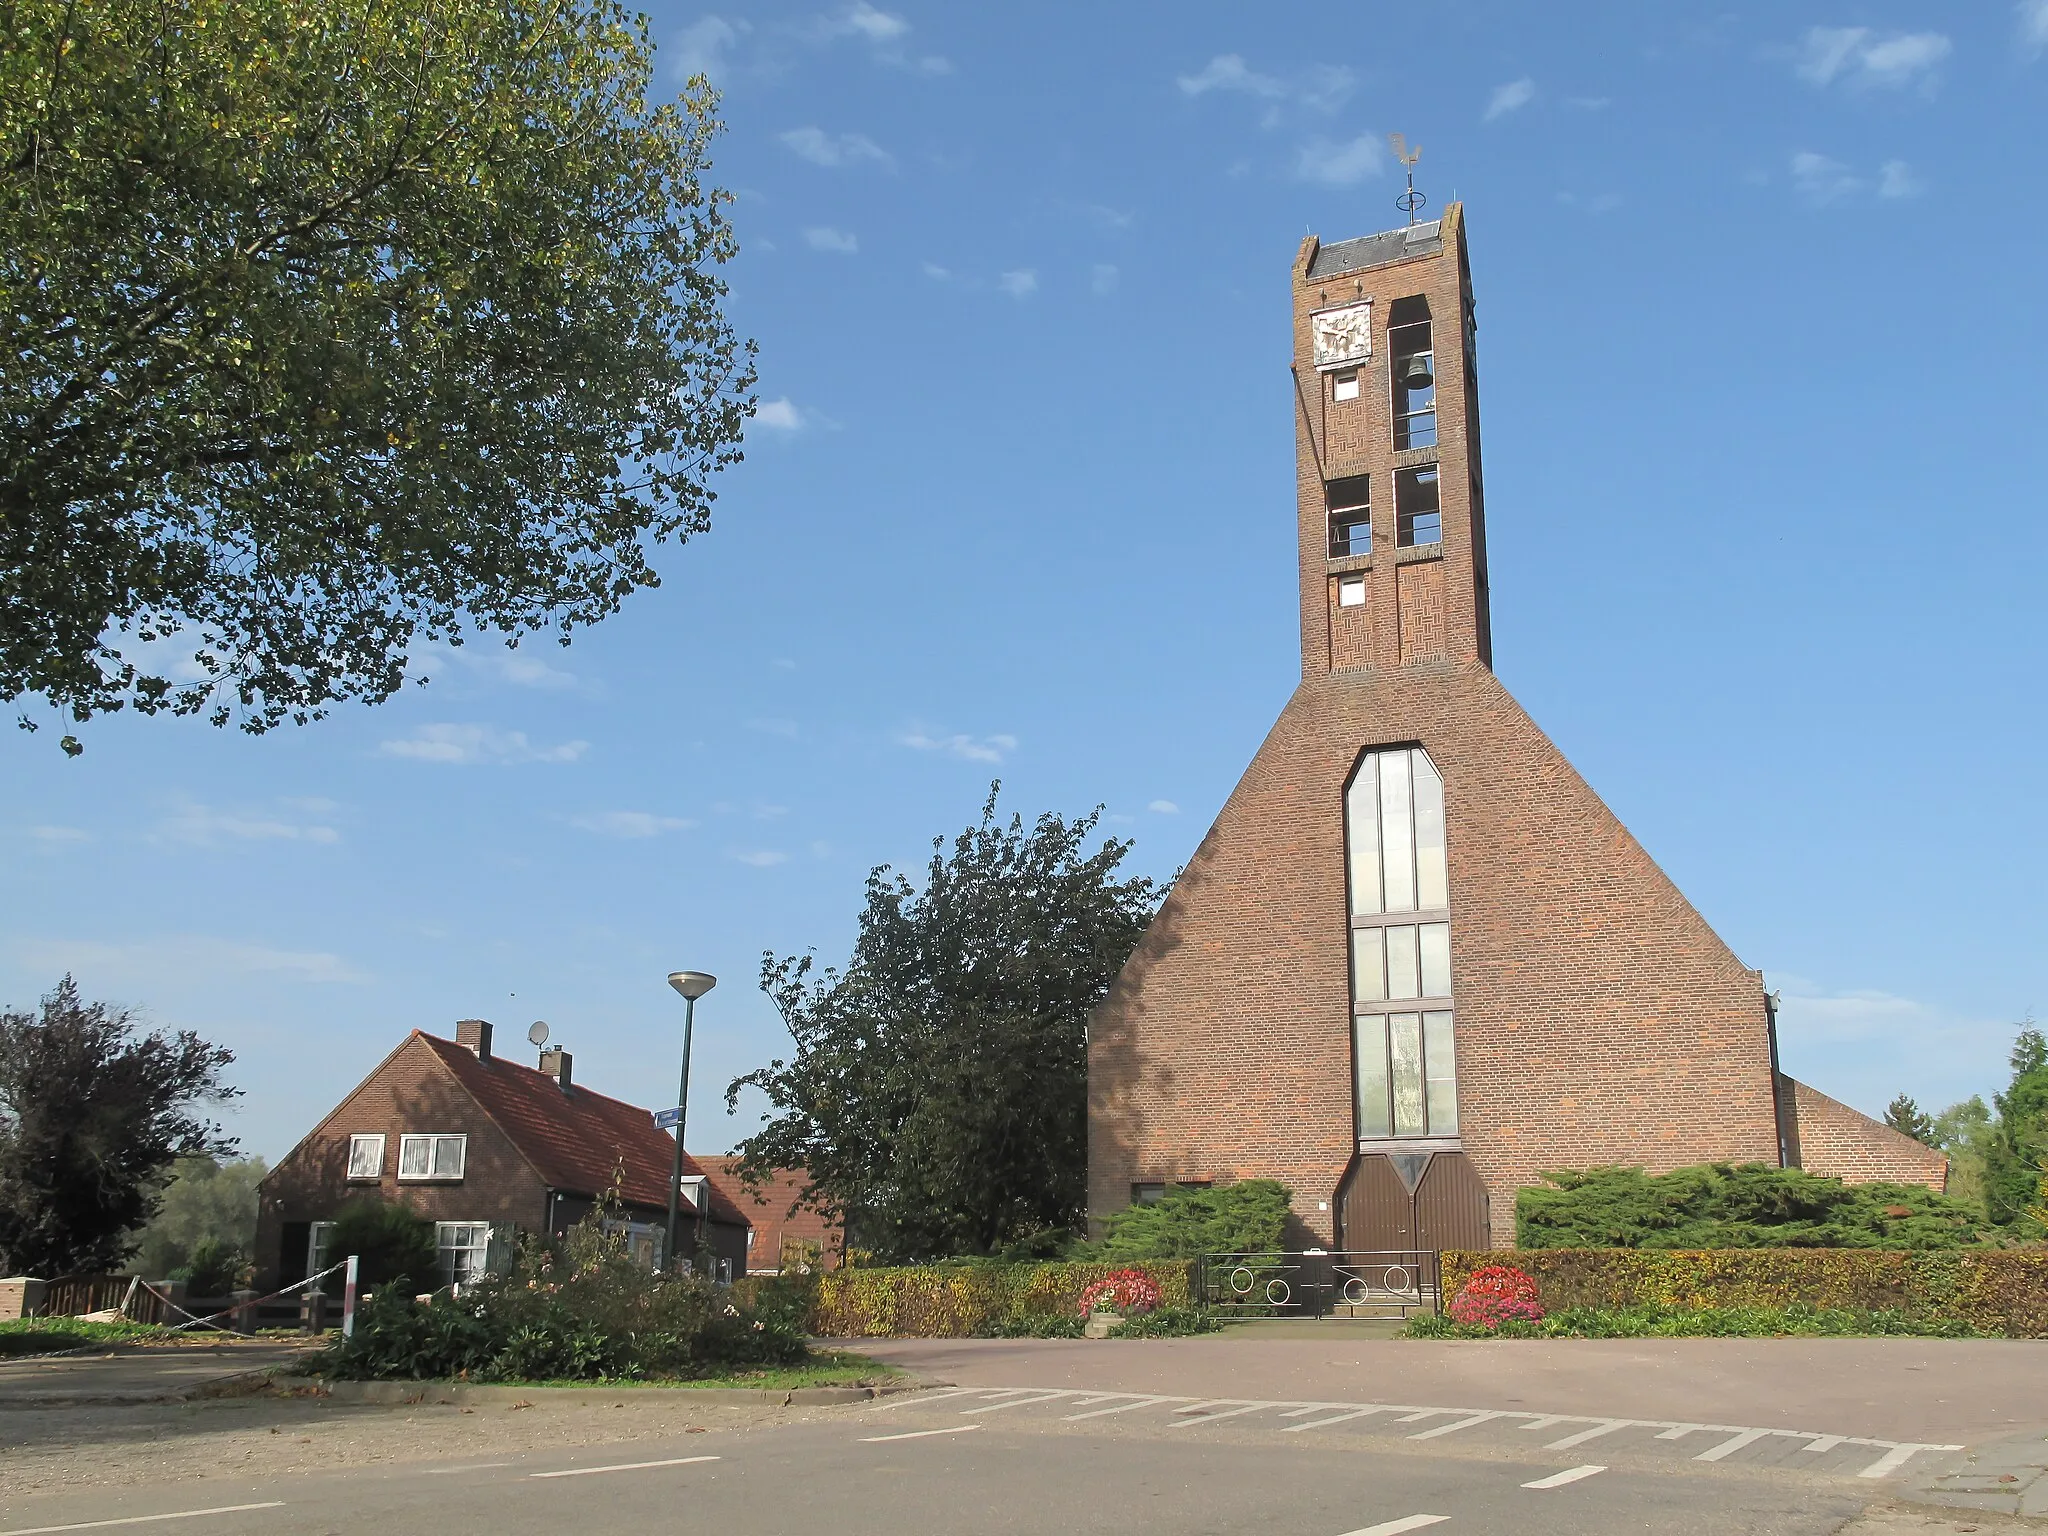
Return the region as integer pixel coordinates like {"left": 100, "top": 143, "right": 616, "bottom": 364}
{"left": 1076, "top": 1269, "right": 1162, "bottom": 1318}
{"left": 1445, "top": 1265, "right": 1544, "bottom": 1330}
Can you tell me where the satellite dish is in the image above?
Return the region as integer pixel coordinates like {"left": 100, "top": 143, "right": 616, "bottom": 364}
{"left": 527, "top": 1021, "right": 550, "bottom": 1048}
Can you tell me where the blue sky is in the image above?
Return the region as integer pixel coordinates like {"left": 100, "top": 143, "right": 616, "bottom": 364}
{"left": 5, "top": 1, "right": 2047, "bottom": 1166}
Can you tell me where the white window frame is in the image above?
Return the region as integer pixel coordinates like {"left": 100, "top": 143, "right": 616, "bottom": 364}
{"left": 435, "top": 1221, "right": 492, "bottom": 1286}
{"left": 345, "top": 1133, "right": 385, "bottom": 1181}
{"left": 306, "top": 1221, "right": 336, "bottom": 1287}
{"left": 397, "top": 1132, "right": 468, "bottom": 1182}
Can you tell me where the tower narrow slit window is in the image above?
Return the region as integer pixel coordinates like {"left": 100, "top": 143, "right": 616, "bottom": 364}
{"left": 1345, "top": 747, "right": 1456, "bottom": 1140}
{"left": 1396, "top": 465, "right": 1441, "bottom": 548}
{"left": 1326, "top": 475, "right": 1371, "bottom": 559}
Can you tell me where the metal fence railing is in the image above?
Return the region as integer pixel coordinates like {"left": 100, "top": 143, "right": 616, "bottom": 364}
{"left": 1195, "top": 1250, "right": 1440, "bottom": 1320}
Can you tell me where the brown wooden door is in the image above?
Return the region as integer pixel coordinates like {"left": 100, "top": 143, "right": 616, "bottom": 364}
{"left": 1414, "top": 1152, "right": 1491, "bottom": 1251}
{"left": 1338, "top": 1154, "right": 1416, "bottom": 1250}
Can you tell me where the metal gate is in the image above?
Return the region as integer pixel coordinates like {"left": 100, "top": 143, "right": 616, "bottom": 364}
{"left": 1195, "top": 1250, "right": 1440, "bottom": 1320}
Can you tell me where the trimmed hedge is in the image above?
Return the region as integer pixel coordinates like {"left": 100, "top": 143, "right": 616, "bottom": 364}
{"left": 788, "top": 1262, "right": 1197, "bottom": 1338}
{"left": 1441, "top": 1249, "right": 2048, "bottom": 1338}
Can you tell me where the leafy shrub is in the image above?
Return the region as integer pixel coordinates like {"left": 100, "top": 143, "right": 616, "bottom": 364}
{"left": 1076, "top": 1268, "right": 1161, "bottom": 1317}
{"left": 313, "top": 1210, "right": 807, "bottom": 1382}
{"left": 1445, "top": 1264, "right": 1544, "bottom": 1330}
{"left": 1089, "top": 1181, "right": 1292, "bottom": 1261}
{"left": 323, "top": 1199, "right": 439, "bottom": 1290}
{"left": 1439, "top": 1247, "right": 2048, "bottom": 1338}
{"left": 1110, "top": 1304, "right": 1222, "bottom": 1338}
{"left": 171, "top": 1237, "right": 248, "bottom": 1295}
{"left": 804, "top": 1261, "right": 1194, "bottom": 1337}
{"left": 1517, "top": 1164, "right": 1993, "bottom": 1250}
{"left": 1407, "top": 1301, "right": 1990, "bottom": 1340}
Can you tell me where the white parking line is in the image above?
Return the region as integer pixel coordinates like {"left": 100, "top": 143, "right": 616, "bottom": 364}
{"left": 1695, "top": 1428, "right": 1771, "bottom": 1463}
{"left": 1516, "top": 1415, "right": 1568, "bottom": 1431}
{"left": 1859, "top": 1444, "right": 1952, "bottom": 1479}
{"left": 960, "top": 1391, "right": 1076, "bottom": 1415}
{"left": 1801, "top": 1435, "right": 1846, "bottom": 1454}
{"left": 863, "top": 1386, "right": 979, "bottom": 1412}
{"left": 1410, "top": 1411, "right": 1504, "bottom": 1441}
{"left": 1168, "top": 1401, "right": 1275, "bottom": 1428}
{"left": 1545, "top": 1419, "right": 1632, "bottom": 1450}
{"left": 1, "top": 1506, "right": 286, "bottom": 1535}
{"left": 1394, "top": 1409, "right": 1445, "bottom": 1423}
{"left": 1285, "top": 1408, "right": 1390, "bottom": 1433}
{"left": 530, "top": 1455, "right": 720, "bottom": 1479}
{"left": 1064, "top": 1394, "right": 1180, "bottom": 1420}
{"left": 1654, "top": 1424, "right": 1706, "bottom": 1440}
{"left": 1335, "top": 1517, "right": 1450, "bottom": 1536}
{"left": 861, "top": 1425, "right": 983, "bottom": 1443}
{"left": 1523, "top": 1465, "right": 1606, "bottom": 1490}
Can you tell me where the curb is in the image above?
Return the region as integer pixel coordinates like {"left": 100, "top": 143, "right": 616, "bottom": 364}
{"left": 274, "top": 1374, "right": 937, "bottom": 1408}
{"left": 0, "top": 1367, "right": 283, "bottom": 1409}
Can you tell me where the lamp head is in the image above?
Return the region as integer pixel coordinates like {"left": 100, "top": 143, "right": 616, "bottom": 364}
{"left": 668, "top": 970, "right": 717, "bottom": 1001}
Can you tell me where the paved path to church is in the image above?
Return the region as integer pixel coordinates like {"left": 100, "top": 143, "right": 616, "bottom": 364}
{"left": 850, "top": 1334, "right": 2048, "bottom": 1446}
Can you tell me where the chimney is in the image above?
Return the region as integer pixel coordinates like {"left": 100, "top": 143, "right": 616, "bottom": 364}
{"left": 455, "top": 1019, "right": 493, "bottom": 1061}
{"left": 538, "top": 1047, "right": 573, "bottom": 1092}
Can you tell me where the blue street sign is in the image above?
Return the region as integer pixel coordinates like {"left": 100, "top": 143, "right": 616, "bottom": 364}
{"left": 651, "top": 1106, "right": 685, "bottom": 1130}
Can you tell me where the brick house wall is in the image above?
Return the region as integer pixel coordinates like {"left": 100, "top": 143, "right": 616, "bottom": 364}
{"left": 1785, "top": 1079, "right": 1949, "bottom": 1190}
{"left": 256, "top": 1034, "right": 542, "bottom": 1289}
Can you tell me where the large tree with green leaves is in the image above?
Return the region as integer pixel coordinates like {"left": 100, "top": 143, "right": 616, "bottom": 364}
{"left": 726, "top": 789, "right": 1163, "bottom": 1262}
{"left": 1985, "top": 1024, "right": 2048, "bottom": 1228}
{"left": 0, "top": 977, "right": 239, "bottom": 1276}
{"left": 3, "top": 0, "right": 753, "bottom": 751}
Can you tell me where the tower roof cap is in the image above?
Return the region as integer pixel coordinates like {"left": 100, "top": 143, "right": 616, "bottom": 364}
{"left": 1307, "top": 219, "right": 1444, "bottom": 279}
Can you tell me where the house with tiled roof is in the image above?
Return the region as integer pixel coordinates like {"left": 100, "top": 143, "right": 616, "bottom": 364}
{"left": 697, "top": 1159, "right": 844, "bottom": 1275}
{"left": 254, "top": 1020, "right": 750, "bottom": 1292}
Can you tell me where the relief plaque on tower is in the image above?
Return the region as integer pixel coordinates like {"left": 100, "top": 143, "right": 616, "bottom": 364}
{"left": 1311, "top": 300, "right": 1373, "bottom": 371}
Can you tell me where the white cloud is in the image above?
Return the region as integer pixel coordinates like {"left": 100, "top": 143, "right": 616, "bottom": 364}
{"left": 754, "top": 397, "right": 807, "bottom": 431}
{"left": 804, "top": 225, "right": 859, "bottom": 254}
{"left": 1177, "top": 54, "right": 1287, "bottom": 99}
{"left": 13, "top": 934, "right": 369, "bottom": 986}
{"left": 2024, "top": 0, "right": 2048, "bottom": 55}
{"left": 378, "top": 723, "right": 588, "bottom": 765}
{"left": 1293, "top": 135, "right": 1383, "bottom": 186}
{"left": 731, "top": 849, "right": 789, "bottom": 867}
{"left": 1090, "top": 264, "right": 1119, "bottom": 297}
{"left": 900, "top": 730, "right": 1018, "bottom": 764}
{"left": 1483, "top": 77, "right": 1536, "bottom": 122}
{"left": 805, "top": 6, "right": 949, "bottom": 75}
{"left": 1147, "top": 800, "right": 1179, "bottom": 814}
{"left": 1794, "top": 26, "right": 1951, "bottom": 89}
{"left": 745, "top": 717, "right": 800, "bottom": 738}
{"left": 1770, "top": 973, "right": 2017, "bottom": 1120}
{"left": 673, "top": 15, "right": 743, "bottom": 79}
{"left": 997, "top": 269, "right": 1037, "bottom": 299}
{"left": 1878, "top": 159, "right": 1924, "bottom": 198}
{"left": 779, "top": 127, "right": 894, "bottom": 170}
{"left": 24, "top": 825, "right": 90, "bottom": 843}
{"left": 921, "top": 261, "right": 951, "bottom": 281}
{"left": 1789, "top": 150, "right": 1862, "bottom": 203}
{"left": 1176, "top": 55, "right": 1352, "bottom": 117}
{"left": 1565, "top": 95, "right": 1611, "bottom": 110}
{"left": 416, "top": 639, "right": 578, "bottom": 691}
{"left": 154, "top": 798, "right": 341, "bottom": 846}
{"left": 570, "top": 811, "right": 695, "bottom": 839}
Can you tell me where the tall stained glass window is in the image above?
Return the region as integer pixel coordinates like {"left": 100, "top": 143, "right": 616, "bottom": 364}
{"left": 1345, "top": 747, "right": 1457, "bottom": 1139}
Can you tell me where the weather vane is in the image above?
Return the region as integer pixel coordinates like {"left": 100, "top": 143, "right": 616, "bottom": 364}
{"left": 1388, "top": 133, "right": 1426, "bottom": 225}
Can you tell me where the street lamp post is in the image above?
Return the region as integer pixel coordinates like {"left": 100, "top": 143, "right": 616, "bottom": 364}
{"left": 663, "top": 971, "right": 716, "bottom": 1274}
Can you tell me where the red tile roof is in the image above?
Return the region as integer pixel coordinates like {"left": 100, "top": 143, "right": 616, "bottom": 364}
{"left": 696, "top": 1158, "right": 843, "bottom": 1271}
{"left": 417, "top": 1033, "right": 749, "bottom": 1229}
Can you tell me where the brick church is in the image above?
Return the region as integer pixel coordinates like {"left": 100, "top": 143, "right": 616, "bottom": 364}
{"left": 1087, "top": 205, "right": 1944, "bottom": 1251}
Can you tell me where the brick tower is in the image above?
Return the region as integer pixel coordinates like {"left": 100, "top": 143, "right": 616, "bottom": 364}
{"left": 1086, "top": 205, "right": 1941, "bottom": 1250}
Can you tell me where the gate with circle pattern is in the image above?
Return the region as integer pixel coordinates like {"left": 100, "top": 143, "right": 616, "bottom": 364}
{"left": 1194, "top": 1250, "right": 1441, "bottom": 1320}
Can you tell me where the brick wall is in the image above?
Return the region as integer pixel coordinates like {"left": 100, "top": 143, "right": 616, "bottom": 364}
{"left": 254, "top": 1035, "right": 546, "bottom": 1289}
{"left": 1087, "top": 662, "right": 1785, "bottom": 1249}
{"left": 1787, "top": 1078, "right": 1949, "bottom": 1191}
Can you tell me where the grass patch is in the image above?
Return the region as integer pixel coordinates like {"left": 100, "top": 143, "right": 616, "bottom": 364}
{"left": 462, "top": 1351, "right": 902, "bottom": 1390}
{"left": 1403, "top": 1302, "right": 1990, "bottom": 1340}
{"left": 0, "top": 1317, "right": 170, "bottom": 1356}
